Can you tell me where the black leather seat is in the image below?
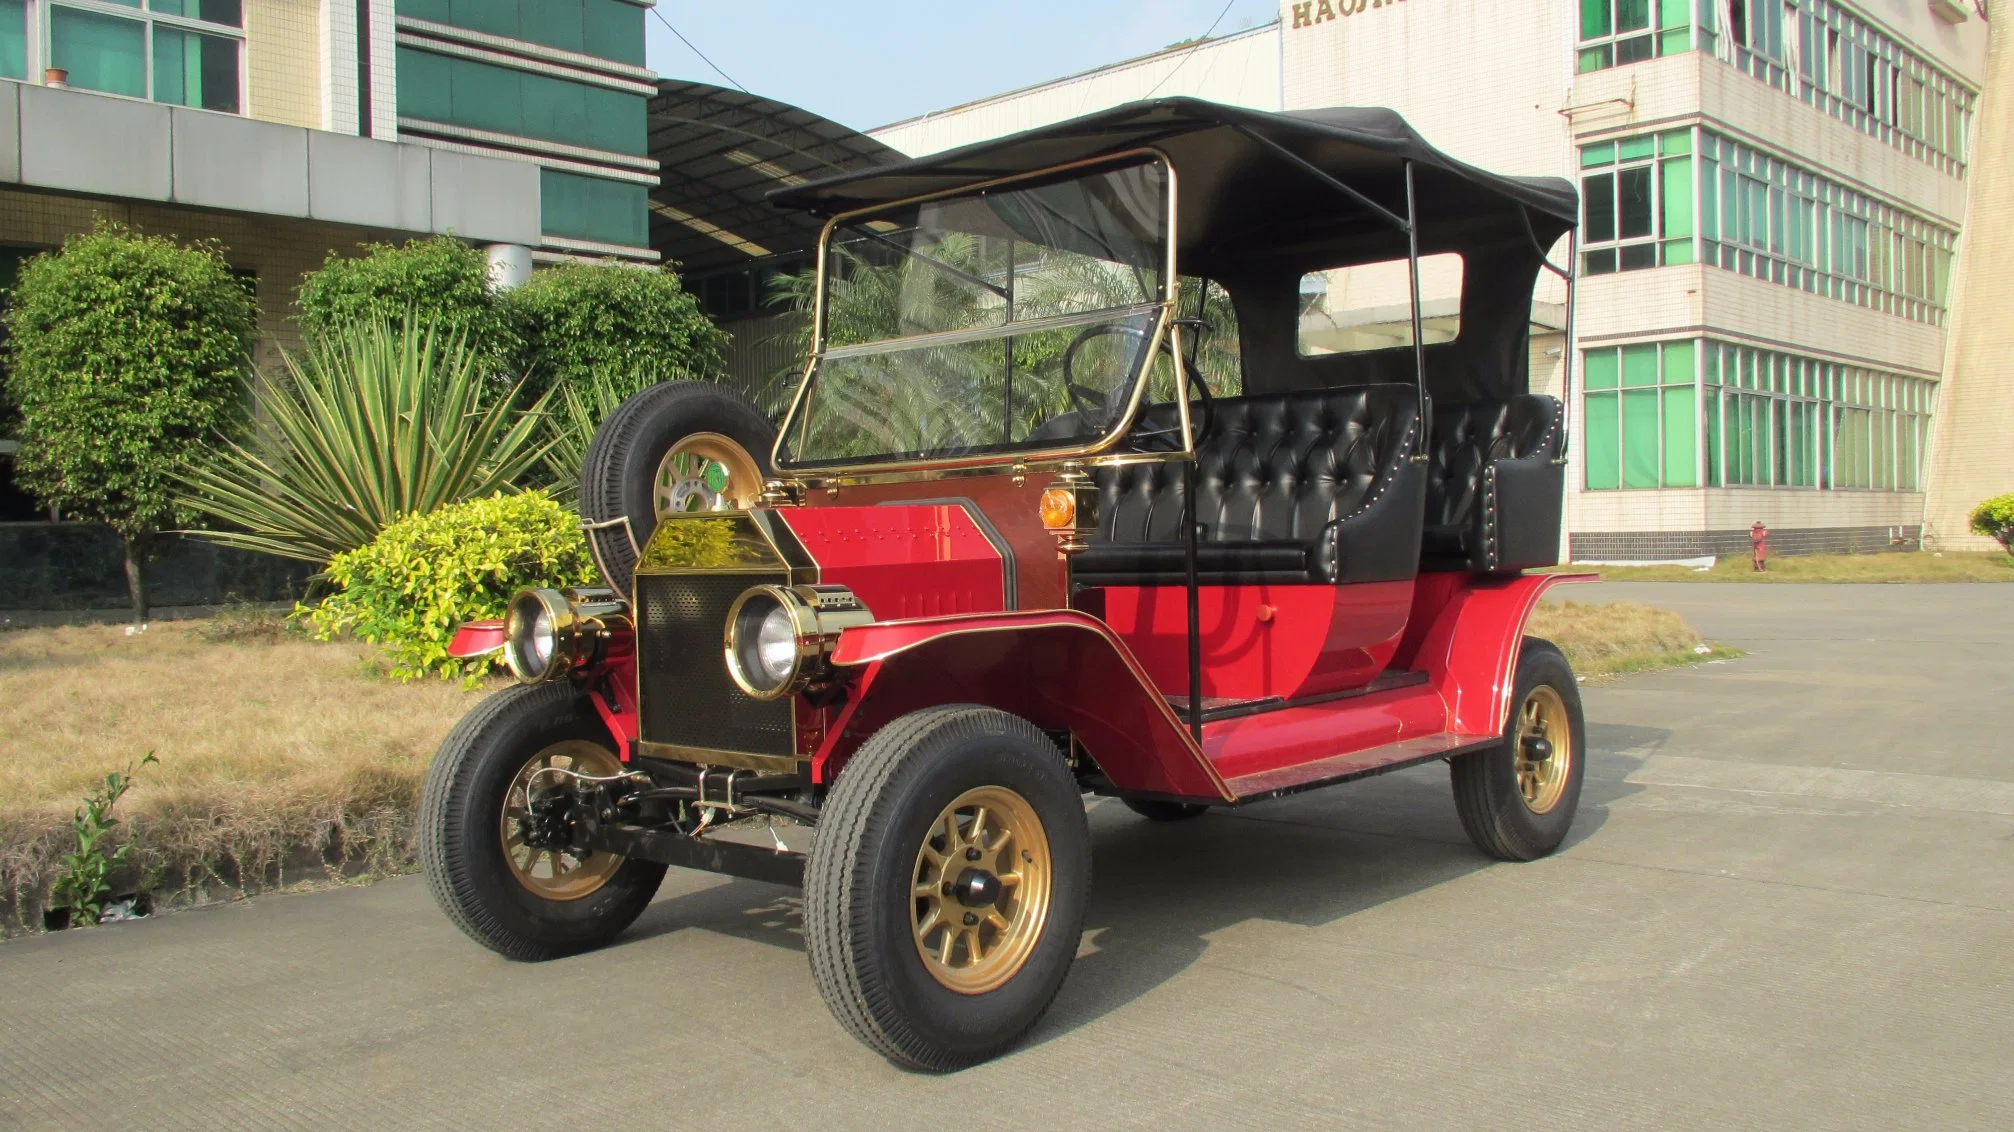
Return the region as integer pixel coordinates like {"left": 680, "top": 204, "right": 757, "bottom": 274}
{"left": 1422, "top": 395, "right": 1564, "bottom": 573}
{"left": 1074, "top": 385, "right": 1424, "bottom": 586}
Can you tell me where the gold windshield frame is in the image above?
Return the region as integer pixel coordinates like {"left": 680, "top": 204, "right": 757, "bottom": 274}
{"left": 771, "top": 148, "right": 1194, "bottom": 481}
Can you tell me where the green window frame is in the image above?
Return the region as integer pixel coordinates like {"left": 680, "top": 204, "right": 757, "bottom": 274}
{"left": 1701, "top": 341, "right": 1932, "bottom": 491}
{"left": 1580, "top": 129, "right": 1693, "bottom": 275}
{"left": 45, "top": 0, "right": 243, "bottom": 111}
{"left": 1578, "top": 0, "right": 1693, "bottom": 73}
{"left": 1581, "top": 339, "right": 1697, "bottom": 491}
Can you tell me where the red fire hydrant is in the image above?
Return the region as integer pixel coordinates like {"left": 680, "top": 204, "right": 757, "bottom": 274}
{"left": 1750, "top": 521, "right": 1769, "bottom": 572}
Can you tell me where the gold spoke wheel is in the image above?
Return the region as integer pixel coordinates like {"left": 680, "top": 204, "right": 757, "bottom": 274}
{"left": 498, "top": 740, "right": 625, "bottom": 901}
{"left": 910, "top": 786, "right": 1054, "bottom": 995}
{"left": 652, "top": 432, "right": 763, "bottom": 519}
{"left": 1513, "top": 685, "right": 1573, "bottom": 815}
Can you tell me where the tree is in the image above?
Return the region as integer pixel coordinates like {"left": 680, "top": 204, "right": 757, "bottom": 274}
{"left": 505, "top": 261, "right": 728, "bottom": 401}
{"left": 1970, "top": 493, "right": 2014, "bottom": 555}
{"left": 296, "top": 235, "right": 516, "bottom": 366}
{"left": 3, "top": 222, "right": 259, "bottom": 621}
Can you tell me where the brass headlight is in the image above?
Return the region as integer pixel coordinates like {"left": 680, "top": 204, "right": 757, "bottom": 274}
{"left": 503, "top": 587, "right": 629, "bottom": 684}
{"left": 724, "top": 584, "right": 872, "bottom": 700}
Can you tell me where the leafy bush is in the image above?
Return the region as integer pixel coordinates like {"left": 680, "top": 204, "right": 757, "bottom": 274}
{"left": 2, "top": 221, "right": 260, "bottom": 620}
{"left": 508, "top": 262, "right": 727, "bottom": 400}
{"left": 303, "top": 491, "right": 598, "bottom": 680}
{"left": 50, "top": 753, "right": 158, "bottom": 926}
{"left": 296, "top": 235, "right": 516, "bottom": 364}
{"left": 178, "top": 319, "right": 554, "bottom": 563}
{"left": 539, "top": 369, "right": 633, "bottom": 506}
{"left": 1971, "top": 494, "right": 2014, "bottom": 554}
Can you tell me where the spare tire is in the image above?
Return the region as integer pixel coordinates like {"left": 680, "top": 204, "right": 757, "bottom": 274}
{"left": 578, "top": 381, "right": 776, "bottom": 597}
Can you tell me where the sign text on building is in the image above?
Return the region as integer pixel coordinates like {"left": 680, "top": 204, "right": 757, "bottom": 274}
{"left": 1291, "top": 0, "right": 1411, "bottom": 28}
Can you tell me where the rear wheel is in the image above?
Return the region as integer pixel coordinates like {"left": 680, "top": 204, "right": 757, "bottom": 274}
{"left": 577, "top": 381, "right": 774, "bottom": 597}
{"left": 805, "top": 706, "right": 1090, "bottom": 1072}
{"left": 1450, "top": 637, "right": 1585, "bottom": 861}
{"left": 419, "top": 683, "right": 666, "bottom": 960}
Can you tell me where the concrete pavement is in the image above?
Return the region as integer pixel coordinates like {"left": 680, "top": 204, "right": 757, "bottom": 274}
{"left": 2, "top": 582, "right": 2009, "bottom": 1129}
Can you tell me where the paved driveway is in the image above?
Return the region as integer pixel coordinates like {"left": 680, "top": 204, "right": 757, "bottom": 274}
{"left": 3, "top": 583, "right": 2009, "bottom": 1129}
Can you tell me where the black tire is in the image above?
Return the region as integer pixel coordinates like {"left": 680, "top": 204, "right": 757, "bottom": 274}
{"left": 805, "top": 706, "right": 1091, "bottom": 1072}
{"left": 577, "top": 381, "right": 775, "bottom": 597}
{"left": 419, "top": 682, "right": 666, "bottom": 960}
{"left": 1450, "top": 637, "right": 1586, "bottom": 861}
{"left": 1121, "top": 798, "right": 1209, "bottom": 822}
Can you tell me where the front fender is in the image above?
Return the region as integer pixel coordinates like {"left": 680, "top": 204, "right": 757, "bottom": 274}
{"left": 1406, "top": 571, "right": 1597, "bottom": 738}
{"left": 817, "top": 611, "right": 1231, "bottom": 801}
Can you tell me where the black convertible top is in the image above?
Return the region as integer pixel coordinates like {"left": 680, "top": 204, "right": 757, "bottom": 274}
{"left": 769, "top": 98, "right": 1576, "bottom": 278}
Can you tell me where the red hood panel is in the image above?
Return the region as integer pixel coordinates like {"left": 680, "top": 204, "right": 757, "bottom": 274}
{"left": 776, "top": 504, "right": 1010, "bottom": 619}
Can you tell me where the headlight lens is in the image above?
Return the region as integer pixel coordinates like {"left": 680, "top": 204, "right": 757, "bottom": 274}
{"left": 728, "top": 590, "right": 801, "bottom": 697}
{"left": 504, "top": 590, "right": 564, "bottom": 682}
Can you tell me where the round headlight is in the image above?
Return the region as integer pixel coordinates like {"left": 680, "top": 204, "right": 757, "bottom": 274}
{"left": 504, "top": 589, "right": 566, "bottom": 683}
{"left": 727, "top": 589, "right": 803, "bottom": 698}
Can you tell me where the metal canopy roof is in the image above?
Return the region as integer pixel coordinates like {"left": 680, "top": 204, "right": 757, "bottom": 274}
{"left": 647, "top": 80, "right": 901, "bottom": 276}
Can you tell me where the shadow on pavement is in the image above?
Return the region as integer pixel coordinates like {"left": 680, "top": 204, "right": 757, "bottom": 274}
{"left": 608, "top": 723, "right": 1660, "bottom": 1052}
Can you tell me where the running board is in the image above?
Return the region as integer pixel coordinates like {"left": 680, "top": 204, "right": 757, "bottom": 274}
{"left": 1224, "top": 731, "right": 1500, "bottom": 804}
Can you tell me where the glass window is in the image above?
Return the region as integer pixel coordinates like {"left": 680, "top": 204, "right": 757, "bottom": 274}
{"left": 397, "top": 0, "right": 645, "bottom": 68}
{"left": 1298, "top": 253, "right": 1463, "bottom": 356}
{"left": 153, "top": 26, "right": 239, "bottom": 112}
{"left": 1580, "top": 133, "right": 1695, "bottom": 273}
{"left": 397, "top": 47, "right": 647, "bottom": 155}
{"left": 540, "top": 168, "right": 648, "bottom": 247}
{"left": 50, "top": 7, "right": 147, "bottom": 99}
{"left": 779, "top": 160, "right": 1172, "bottom": 469}
{"left": 0, "top": 0, "right": 25, "bottom": 80}
{"left": 1580, "top": 0, "right": 1697, "bottom": 72}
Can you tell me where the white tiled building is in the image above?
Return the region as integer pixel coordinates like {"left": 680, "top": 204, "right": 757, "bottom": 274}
{"left": 871, "top": 2, "right": 2005, "bottom": 558}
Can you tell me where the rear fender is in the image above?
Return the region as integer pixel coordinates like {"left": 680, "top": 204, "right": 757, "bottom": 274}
{"left": 1403, "top": 571, "right": 1597, "bottom": 738}
{"left": 817, "top": 611, "right": 1231, "bottom": 801}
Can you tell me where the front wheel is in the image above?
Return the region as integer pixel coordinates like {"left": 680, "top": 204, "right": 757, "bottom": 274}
{"left": 805, "top": 706, "right": 1091, "bottom": 1072}
{"left": 419, "top": 682, "right": 666, "bottom": 960}
{"left": 1449, "top": 637, "right": 1585, "bottom": 861}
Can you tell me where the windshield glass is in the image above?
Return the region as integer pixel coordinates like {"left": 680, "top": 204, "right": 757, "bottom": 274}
{"left": 776, "top": 159, "right": 1171, "bottom": 469}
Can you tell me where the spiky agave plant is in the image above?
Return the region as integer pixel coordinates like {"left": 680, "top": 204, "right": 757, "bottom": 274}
{"left": 178, "top": 319, "right": 555, "bottom": 563}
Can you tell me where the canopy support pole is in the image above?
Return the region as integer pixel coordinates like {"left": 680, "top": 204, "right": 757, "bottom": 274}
{"left": 1516, "top": 205, "right": 1578, "bottom": 467}
{"left": 1233, "top": 126, "right": 1410, "bottom": 233}
{"left": 1404, "top": 161, "right": 1431, "bottom": 453}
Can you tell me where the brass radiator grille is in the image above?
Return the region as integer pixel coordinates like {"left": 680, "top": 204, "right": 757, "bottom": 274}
{"left": 634, "top": 572, "right": 796, "bottom": 759}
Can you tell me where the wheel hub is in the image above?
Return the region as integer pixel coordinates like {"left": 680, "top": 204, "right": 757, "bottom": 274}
{"left": 498, "top": 740, "right": 626, "bottom": 901}
{"left": 910, "top": 786, "right": 1054, "bottom": 995}
{"left": 1514, "top": 685, "right": 1572, "bottom": 815}
{"left": 652, "top": 433, "right": 761, "bottom": 519}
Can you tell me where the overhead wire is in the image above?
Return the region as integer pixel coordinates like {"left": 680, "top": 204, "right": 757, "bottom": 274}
{"left": 651, "top": 8, "right": 750, "bottom": 94}
{"left": 1144, "top": 0, "right": 1239, "bottom": 98}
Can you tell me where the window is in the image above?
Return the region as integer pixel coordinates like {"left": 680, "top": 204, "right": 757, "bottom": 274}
{"left": 1701, "top": 0, "right": 1975, "bottom": 176}
{"left": 1582, "top": 340, "right": 1697, "bottom": 489}
{"left": 540, "top": 168, "right": 648, "bottom": 247}
{"left": 1578, "top": 0, "right": 1692, "bottom": 73}
{"left": 46, "top": 0, "right": 242, "bottom": 112}
{"left": 396, "top": 47, "right": 646, "bottom": 156}
{"left": 0, "top": 0, "right": 26, "bottom": 80}
{"left": 395, "top": 0, "right": 645, "bottom": 68}
{"left": 1697, "top": 342, "right": 1931, "bottom": 490}
{"left": 1696, "top": 132, "right": 1955, "bottom": 325}
{"left": 1579, "top": 131, "right": 1691, "bottom": 274}
{"left": 1297, "top": 253, "right": 1463, "bottom": 356}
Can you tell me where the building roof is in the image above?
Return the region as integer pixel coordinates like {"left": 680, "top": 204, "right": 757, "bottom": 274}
{"left": 647, "top": 80, "right": 902, "bottom": 274}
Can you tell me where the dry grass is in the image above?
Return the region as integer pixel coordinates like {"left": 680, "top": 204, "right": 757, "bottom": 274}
{"left": 0, "top": 616, "right": 488, "bottom": 933}
{"left": 1530, "top": 599, "right": 1739, "bottom": 680}
{"left": 1544, "top": 550, "right": 2014, "bottom": 584}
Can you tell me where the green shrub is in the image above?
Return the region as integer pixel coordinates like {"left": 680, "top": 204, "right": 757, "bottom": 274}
{"left": 507, "top": 262, "right": 727, "bottom": 402}
{"left": 179, "top": 319, "right": 554, "bottom": 563}
{"left": 1971, "top": 494, "right": 2014, "bottom": 554}
{"left": 2, "top": 221, "right": 260, "bottom": 621}
{"left": 540, "top": 369, "right": 633, "bottom": 506}
{"left": 302, "top": 491, "right": 598, "bottom": 681}
{"left": 297, "top": 235, "right": 516, "bottom": 364}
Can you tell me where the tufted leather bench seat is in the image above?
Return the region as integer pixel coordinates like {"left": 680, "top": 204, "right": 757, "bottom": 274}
{"left": 1073, "top": 384, "right": 1425, "bottom": 586}
{"left": 1422, "top": 395, "right": 1564, "bottom": 573}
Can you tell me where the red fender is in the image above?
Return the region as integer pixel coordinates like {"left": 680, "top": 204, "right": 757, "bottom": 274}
{"left": 819, "top": 610, "right": 1232, "bottom": 801}
{"left": 1397, "top": 571, "right": 1598, "bottom": 739}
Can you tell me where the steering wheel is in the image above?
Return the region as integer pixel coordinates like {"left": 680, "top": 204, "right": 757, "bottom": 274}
{"left": 1062, "top": 323, "right": 1153, "bottom": 431}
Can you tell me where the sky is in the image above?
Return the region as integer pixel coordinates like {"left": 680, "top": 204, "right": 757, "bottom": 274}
{"left": 642, "top": 1, "right": 1283, "bottom": 134}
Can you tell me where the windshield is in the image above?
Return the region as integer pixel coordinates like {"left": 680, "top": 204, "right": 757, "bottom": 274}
{"left": 776, "top": 158, "right": 1171, "bottom": 470}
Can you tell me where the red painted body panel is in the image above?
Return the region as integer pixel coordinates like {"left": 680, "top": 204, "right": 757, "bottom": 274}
{"left": 804, "top": 472, "right": 1066, "bottom": 610}
{"left": 1098, "top": 580, "right": 1414, "bottom": 699}
{"left": 589, "top": 658, "right": 641, "bottom": 758}
{"left": 778, "top": 504, "right": 1007, "bottom": 617}
{"left": 826, "top": 610, "right": 1231, "bottom": 800}
{"left": 1399, "top": 570, "right": 1597, "bottom": 738}
{"left": 447, "top": 619, "right": 505, "bottom": 658}
{"left": 1204, "top": 682, "right": 1447, "bottom": 780}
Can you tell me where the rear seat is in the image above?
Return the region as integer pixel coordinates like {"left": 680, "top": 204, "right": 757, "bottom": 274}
{"left": 1073, "top": 385, "right": 1424, "bottom": 586}
{"left": 1422, "top": 395, "right": 1564, "bottom": 573}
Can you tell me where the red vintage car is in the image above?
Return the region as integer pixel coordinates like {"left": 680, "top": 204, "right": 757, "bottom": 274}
{"left": 421, "top": 98, "right": 1590, "bottom": 1071}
